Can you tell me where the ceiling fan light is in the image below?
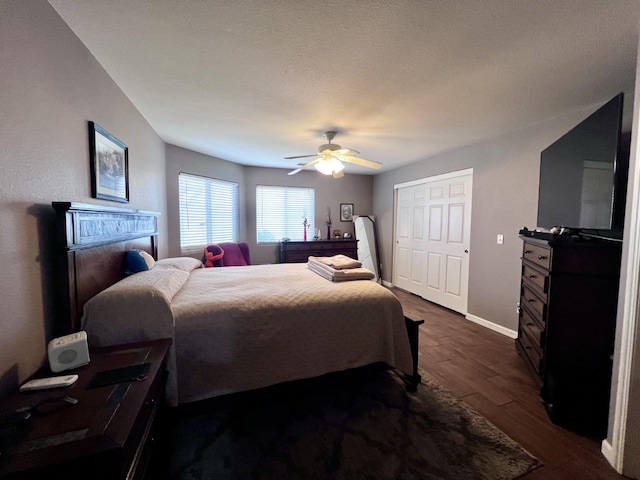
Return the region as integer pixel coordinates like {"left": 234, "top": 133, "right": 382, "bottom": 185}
{"left": 332, "top": 159, "right": 345, "bottom": 173}
{"left": 315, "top": 159, "right": 333, "bottom": 175}
{"left": 315, "top": 158, "right": 344, "bottom": 175}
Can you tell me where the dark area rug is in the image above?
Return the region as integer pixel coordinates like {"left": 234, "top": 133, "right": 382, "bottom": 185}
{"left": 167, "top": 366, "right": 541, "bottom": 479}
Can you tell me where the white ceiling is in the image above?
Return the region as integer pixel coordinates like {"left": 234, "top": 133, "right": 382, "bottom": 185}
{"left": 48, "top": 0, "right": 640, "bottom": 175}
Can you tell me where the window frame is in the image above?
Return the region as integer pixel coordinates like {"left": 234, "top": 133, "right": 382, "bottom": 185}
{"left": 178, "top": 172, "right": 239, "bottom": 254}
{"left": 255, "top": 185, "right": 315, "bottom": 244}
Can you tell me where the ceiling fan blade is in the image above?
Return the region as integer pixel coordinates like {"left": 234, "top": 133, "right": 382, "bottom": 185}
{"left": 284, "top": 154, "right": 318, "bottom": 160}
{"left": 341, "top": 155, "right": 382, "bottom": 170}
{"left": 334, "top": 148, "right": 360, "bottom": 156}
{"left": 288, "top": 157, "right": 321, "bottom": 175}
{"left": 333, "top": 170, "right": 345, "bottom": 179}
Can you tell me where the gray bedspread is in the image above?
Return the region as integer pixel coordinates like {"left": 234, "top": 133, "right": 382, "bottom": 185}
{"left": 82, "top": 262, "right": 413, "bottom": 406}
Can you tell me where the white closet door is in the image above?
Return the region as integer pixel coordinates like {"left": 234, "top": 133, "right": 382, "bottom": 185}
{"left": 394, "top": 183, "right": 428, "bottom": 295}
{"left": 394, "top": 171, "right": 472, "bottom": 315}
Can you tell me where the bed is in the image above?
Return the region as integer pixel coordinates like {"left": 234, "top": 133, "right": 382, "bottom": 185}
{"left": 52, "top": 202, "right": 423, "bottom": 407}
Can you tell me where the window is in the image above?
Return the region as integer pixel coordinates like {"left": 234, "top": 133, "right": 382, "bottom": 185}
{"left": 256, "top": 185, "right": 315, "bottom": 243}
{"left": 179, "top": 173, "right": 238, "bottom": 253}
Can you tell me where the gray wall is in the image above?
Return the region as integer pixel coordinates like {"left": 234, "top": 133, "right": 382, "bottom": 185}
{"left": 164, "top": 146, "right": 374, "bottom": 264}
{"left": 0, "top": 0, "right": 168, "bottom": 395}
{"left": 373, "top": 99, "right": 633, "bottom": 332}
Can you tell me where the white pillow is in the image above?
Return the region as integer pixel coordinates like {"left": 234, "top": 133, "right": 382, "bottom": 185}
{"left": 139, "top": 251, "right": 156, "bottom": 270}
{"left": 155, "top": 257, "right": 203, "bottom": 272}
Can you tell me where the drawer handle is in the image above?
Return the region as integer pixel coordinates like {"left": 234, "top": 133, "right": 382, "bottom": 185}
{"left": 524, "top": 250, "right": 532, "bottom": 254}
{"left": 527, "top": 298, "right": 536, "bottom": 303}
{"left": 528, "top": 274, "right": 537, "bottom": 279}
{"left": 538, "top": 255, "right": 548, "bottom": 260}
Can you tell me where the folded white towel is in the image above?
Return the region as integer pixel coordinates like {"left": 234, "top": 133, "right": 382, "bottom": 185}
{"left": 308, "top": 254, "right": 362, "bottom": 270}
{"left": 308, "top": 261, "right": 375, "bottom": 282}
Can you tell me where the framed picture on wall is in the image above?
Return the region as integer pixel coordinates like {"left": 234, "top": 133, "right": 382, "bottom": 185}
{"left": 340, "top": 203, "right": 354, "bottom": 222}
{"left": 89, "top": 121, "right": 129, "bottom": 203}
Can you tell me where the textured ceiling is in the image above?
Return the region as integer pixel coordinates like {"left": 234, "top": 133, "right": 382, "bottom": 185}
{"left": 48, "top": 0, "right": 640, "bottom": 174}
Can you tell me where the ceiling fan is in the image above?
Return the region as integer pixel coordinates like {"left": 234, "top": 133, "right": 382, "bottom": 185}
{"left": 286, "top": 131, "right": 382, "bottom": 178}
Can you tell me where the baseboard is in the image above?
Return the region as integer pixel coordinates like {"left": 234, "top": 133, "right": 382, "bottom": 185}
{"left": 601, "top": 439, "right": 618, "bottom": 470}
{"left": 382, "top": 287, "right": 517, "bottom": 339}
{"left": 465, "top": 313, "right": 518, "bottom": 339}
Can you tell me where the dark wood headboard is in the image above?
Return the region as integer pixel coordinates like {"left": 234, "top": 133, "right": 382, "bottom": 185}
{"left": 52, "top": 202, "right": 160, "bottom": 335}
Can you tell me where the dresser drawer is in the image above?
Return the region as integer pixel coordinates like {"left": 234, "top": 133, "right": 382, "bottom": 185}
{"left": 520, "top": 307, "right": 545, "bottom": 353}
{"left": 285, "top": 252, "right": 312, "bottom": 262}
{"left": 285, "top": 243, "right": 316, "bottom": 252}
{"left": 316, "top": 242, "right": 346, "bottom": 251}
{"left": 522, "top": 263, "right": 548, "bottom": 294}
{"left": 123, "top": 368, "right": 166, "bottom": 480}
{"left": 518, "top": 326, "right": 543, "bottom": 375}
{"left": 522, "top": 242, "right": 551, "bottom": 271}
{"left": 521, "top": 283, "right": 546, "bottom": 320}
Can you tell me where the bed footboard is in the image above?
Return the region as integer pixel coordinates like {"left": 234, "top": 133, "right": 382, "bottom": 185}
{"left": 403, "top": 315, "right": 424, "bottom": 391}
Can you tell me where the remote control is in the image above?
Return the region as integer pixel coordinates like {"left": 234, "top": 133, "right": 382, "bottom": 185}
{"left": 19, "top": 374, "right": 78, "bottom": 392}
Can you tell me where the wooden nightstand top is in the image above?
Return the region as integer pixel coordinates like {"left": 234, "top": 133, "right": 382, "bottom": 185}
{"left": 0, "top": 338, "right": 171, "bottom": 479}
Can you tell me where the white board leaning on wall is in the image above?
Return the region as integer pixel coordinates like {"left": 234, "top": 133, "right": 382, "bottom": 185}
{"left": 353, "top": 215, "right": 381, "bottom": 283}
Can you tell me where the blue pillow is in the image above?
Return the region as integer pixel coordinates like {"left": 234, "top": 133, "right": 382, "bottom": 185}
{"left": 124, "top": 250, "right": 151, "bottom": 275}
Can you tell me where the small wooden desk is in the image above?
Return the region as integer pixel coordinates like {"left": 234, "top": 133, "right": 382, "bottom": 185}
{"left": 0, "top": 339, "right": 171, "bottom": 480}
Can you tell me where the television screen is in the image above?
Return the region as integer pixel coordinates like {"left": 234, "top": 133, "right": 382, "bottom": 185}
{"left": 536, "top": 93, "right": 627, "bottom": 237}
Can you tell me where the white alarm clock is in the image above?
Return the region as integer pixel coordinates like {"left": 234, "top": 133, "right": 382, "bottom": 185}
{"left": 48, "top": 331, "right": 90, "bottom": 373}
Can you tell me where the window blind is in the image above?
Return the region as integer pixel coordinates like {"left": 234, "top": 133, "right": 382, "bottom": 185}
{"left": 179, "top": 173, "right": 238, "bottom": 253}
{"left": 256, "top": 185, "right": 315, "bottom": 243}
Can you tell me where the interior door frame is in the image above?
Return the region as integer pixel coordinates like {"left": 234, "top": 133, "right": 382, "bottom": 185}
{"left": 392, "top": 168, "right": 473, "bottom": 301}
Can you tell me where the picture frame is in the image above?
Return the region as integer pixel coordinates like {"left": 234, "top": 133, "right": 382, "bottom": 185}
{"left": 89, "top": 121, "right": 129, "bottom": 203}
{"left": 340, "top": 203, "right": 354, "bottom": 222}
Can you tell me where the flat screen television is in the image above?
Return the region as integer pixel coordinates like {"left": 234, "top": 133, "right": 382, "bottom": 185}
{"left": 536, "top": 93, "right": 629, "bottom": 240}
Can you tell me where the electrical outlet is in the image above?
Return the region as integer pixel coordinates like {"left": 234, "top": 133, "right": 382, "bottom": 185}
{"left": 497, "top": 234, "right": 504, "bottom": 245}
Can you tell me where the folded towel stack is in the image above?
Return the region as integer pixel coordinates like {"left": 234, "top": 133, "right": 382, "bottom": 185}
{"left": 307, "top": 255, "right": 375, "bottom": 282}
{"left": 308, "top": 254, "right": 362, "bottom": 270}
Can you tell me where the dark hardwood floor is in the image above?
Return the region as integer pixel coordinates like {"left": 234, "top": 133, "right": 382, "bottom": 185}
{"left": 391, "top": 287, "right": 627, "bottom": 480}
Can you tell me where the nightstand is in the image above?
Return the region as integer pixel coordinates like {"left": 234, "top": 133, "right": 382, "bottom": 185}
{"left": 0, "top": 339, "right": 171, "bottom": 480}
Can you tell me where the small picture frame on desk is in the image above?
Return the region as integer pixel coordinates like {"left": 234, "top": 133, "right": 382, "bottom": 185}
{"left": 340, "top": 203, "right": 354, "bottom": 222}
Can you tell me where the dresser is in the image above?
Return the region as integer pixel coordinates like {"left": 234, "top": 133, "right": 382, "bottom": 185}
{"left": 0, "top": 339, "right": 171, "bottom": 480}
{"left": 278, "top": 239, "right": 358, "bottom": 263}
{"left": 516, "top": 234, "right": 621, "bottom": 437}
